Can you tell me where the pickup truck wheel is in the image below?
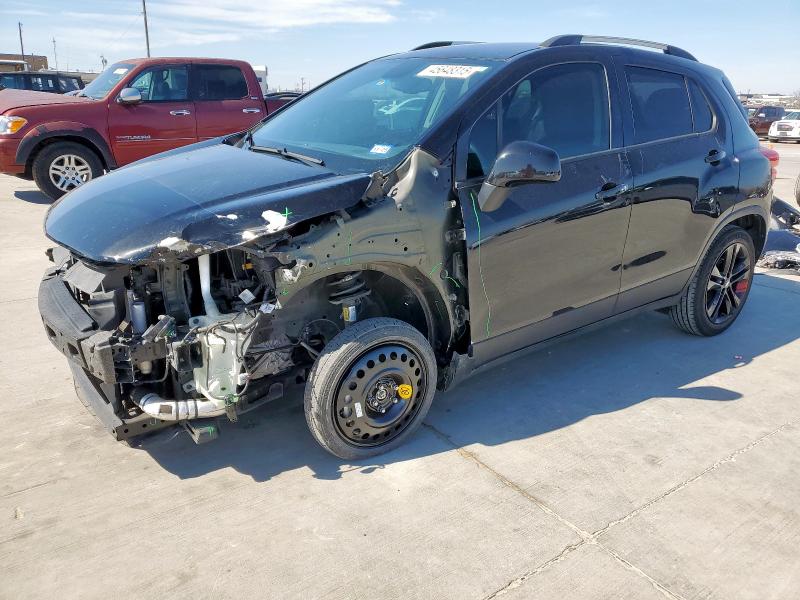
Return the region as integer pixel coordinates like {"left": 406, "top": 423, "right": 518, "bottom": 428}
{"left": 304, "top": 317, "right": 437, "bottom": 460}
{"left": 32, "top": 142, "right": 103, "bottom": 200}
{"left": 670, "top": 226, "right": 755, "bottom": 336}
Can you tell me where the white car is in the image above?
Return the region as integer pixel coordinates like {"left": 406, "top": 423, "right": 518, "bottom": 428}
{"left": 768, "top": 111, "right": 800, "bottom": 143}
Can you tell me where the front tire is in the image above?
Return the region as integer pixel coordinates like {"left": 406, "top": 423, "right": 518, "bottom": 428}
{"left": 670, "top": 226, "right": 755, "bottom": 336}
{"left": 32, "top": 141, "right": 103, "bottom": 200}
{"left": 304, "top": 317, "right": 437, "bottom": 460}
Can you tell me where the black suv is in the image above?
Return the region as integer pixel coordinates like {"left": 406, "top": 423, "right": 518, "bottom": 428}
{"left": 39, "top": 35, "right": 771, "bottom": 458}
{"left": 0, "top": 71, "right": 84, "bottom": 94}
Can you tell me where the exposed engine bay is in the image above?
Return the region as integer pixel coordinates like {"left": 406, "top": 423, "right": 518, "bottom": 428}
{"left": 39, "top": 148, "right": 468, "bottom": 443}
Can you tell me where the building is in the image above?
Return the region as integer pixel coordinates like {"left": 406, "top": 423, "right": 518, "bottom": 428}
{"left": 0, "top": 52, "right": 48, "bottom": 72}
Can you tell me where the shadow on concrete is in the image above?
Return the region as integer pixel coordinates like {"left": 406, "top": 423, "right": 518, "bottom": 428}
{"left": 14, "top": 190, "right": 52, "bottom": 205}
{"left": 138, "top": 272, "right": 800, "bottom": 482}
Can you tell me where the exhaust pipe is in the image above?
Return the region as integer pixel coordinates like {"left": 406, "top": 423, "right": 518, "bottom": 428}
{"left": 131, "top": 388, "right": 227, "bottom": 421}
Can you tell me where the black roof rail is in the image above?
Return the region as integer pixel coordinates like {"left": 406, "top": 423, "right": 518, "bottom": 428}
{"left": 540, "top": 34, "right": 697, "bottom": 62}
{"left": 411, "top": 41, "right": 478, "bottom": 51}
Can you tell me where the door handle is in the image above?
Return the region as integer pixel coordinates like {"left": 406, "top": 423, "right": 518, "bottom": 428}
{"left": 595, "top": 182, "right": 629, "bottom": 202}
{"left": 169, "top": 109, "right": 191, "bottom": 116}
{"left": 704, "top": 149, "right": 726, "bottom": 164}
{"left": 242, "top": 108, "right": 262, "bottom": 114}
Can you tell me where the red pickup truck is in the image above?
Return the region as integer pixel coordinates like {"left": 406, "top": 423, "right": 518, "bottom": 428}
{"left": 0, "top": 57, "right": 298, "bottom": 199}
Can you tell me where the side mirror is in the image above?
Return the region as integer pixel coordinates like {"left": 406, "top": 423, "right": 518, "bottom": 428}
{"left": 757, "top": 113, "right": 766, "bottom": 118}
{"left": 117, "top": 87, "right": 142, "bottom": 105}
{"left": 477, "top": 141, "right": 561, "bottom": 212}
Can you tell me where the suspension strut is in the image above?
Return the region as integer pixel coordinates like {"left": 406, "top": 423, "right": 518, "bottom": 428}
{"left": 328, "top": 271, "right": 371, "bottom": 326}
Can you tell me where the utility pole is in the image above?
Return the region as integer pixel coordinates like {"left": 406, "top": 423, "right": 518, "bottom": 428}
{"left": 300, "top": 77, "right": 306, "bottom": 92}
{"left": 18, "top": 22, "right": 27, "bottom": 70}
{"left": 52, "top": 37, "right": 58, "bottom": 71}
{"left": 142, "top": 0, "right": 151, "bottom": 58}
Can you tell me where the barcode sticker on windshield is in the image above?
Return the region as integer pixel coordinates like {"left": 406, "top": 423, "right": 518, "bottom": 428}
{"left": 417, "top": 64, "right": 488, "bottom": 79}
{"left": 370, "top": 144, "right": 392, "bottom": 155}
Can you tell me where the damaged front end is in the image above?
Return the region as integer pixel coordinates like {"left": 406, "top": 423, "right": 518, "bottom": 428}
{"left": 39, "top": 145, "right": 468, "bottom": 444}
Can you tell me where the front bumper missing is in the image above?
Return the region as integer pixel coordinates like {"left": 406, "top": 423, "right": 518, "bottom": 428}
{"left": 39, "top": 266, "right": 174, "bottom": 440}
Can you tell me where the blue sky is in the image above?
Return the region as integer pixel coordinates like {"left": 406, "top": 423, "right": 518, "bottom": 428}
{"left": 3, "top": 0, "right": 799, "bottom": 93}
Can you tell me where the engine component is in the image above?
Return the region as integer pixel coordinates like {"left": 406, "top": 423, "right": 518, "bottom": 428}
{"left": 132, "top": 388, "right": 229, "bottom": 420}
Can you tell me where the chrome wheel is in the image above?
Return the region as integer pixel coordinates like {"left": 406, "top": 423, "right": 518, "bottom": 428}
{"left": 333, "top": 343, "right": 427, "bottom": 447}
{"left": 706, "top": 242, "right": 751, "bottom": 325}
{"left": 48, "top": 154, "right": 93, "bottom": 192}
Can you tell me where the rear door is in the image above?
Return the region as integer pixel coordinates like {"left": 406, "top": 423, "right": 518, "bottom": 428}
{"left": 615, "top": 62, "right": 738, "bottom": 312}
{"left": 191, "top": 64, "right": 264, "bottom": 139}
{"left": 107, "top": 64, "right": 197, "bottom": 165}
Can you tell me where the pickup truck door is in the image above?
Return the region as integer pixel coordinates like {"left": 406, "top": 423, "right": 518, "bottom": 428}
{"left": 457, "top": 59, "right": 632, "bottom": 363}
{"left": 107, "top": 64, "right": 197, "bottom": 165}
{"left": 191, "top": 64, "right": 265, "bottom": 139}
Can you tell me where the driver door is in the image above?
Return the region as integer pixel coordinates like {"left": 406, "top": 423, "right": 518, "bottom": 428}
{"left": 457, "top": 60, "right": 633, "bottom": 363}
{"left": 107, "top": 64, "right": 197, "bottom": 165}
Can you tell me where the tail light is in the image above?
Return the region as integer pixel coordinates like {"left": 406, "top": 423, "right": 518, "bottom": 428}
{"left": 759, "top": 146, "right": 779, "bottom": 181}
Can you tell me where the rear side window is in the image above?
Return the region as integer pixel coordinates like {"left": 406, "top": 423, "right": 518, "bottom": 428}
{"left": 29, "top": 75, "right": 57, "bottom": 92}
{"left": 626, "top": 66, "right": 692, "bottom": 143}
{"left": 688, "top": 80, "right": 713, "bottom": 132}
{"left": 193, "top": 65, "right": 249, "bottom": 101}
{"left": 0, "top": 74, "right": 23, "bottom": 90}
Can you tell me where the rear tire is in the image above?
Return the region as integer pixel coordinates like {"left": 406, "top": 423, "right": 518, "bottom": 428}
{"left": 32, "top": 141, "right": 103, "bottom": 200}
{"left": 795, "top": 174, "right": 800, "bottom": 205}
{"left": 670, "top": 226, "right": 755, "bottom": 336}
{"left": 304, "top": 317, "right": 437, "bottom": 460}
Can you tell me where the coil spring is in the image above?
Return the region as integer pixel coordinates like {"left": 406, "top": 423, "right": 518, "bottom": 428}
{"left": 328, "top": 271, "right": 371, "bottom": 305}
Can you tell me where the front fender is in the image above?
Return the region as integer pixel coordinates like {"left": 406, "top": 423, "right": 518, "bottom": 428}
{"left": 16, "top": 121, "right": 116, "bottom": 169}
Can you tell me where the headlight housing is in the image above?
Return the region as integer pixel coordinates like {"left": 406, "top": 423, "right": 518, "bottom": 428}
{"left": 0, "top": 116, "right": 28, "bottom": 135}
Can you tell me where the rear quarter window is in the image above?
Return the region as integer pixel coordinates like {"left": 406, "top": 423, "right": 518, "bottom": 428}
{"left": 626, "top": 66, "right": 693, "bottom": 144}
{"left": 688, "top": 80, "right": 714, "bottom": 132}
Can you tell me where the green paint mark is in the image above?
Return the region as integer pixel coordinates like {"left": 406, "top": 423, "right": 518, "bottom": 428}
{"left": 469, "top": 190, "right": 492, "bottom": 337}
{"left": 280, "top": 288, "right": 289, "bottom": 296}
{"left": 429, "top": 262, "right": 443, "bottom": 276}
{"left": 282, "top": 207, "right": 293, "bottom": 219}
{"left": 446, "top": 276, "right": 461, "bottom": 289}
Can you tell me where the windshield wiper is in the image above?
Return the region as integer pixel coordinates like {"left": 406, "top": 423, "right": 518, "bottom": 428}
{"left": 245, "top": 133, "right": 324, "bottom": 166}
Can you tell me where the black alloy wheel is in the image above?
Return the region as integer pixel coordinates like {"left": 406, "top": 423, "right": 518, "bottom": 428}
{"left": 705, "top": 241, "right": 751, "bottom": 325}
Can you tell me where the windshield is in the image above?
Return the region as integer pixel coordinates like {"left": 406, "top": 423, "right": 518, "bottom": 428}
{"left": 79, "top": 63, "right": 134, "bottom": 99}
{"left": 747, "top": 107, "right": 758, "bottom": 117}
{"left": 784, "top": 111, "right": 800, "bottom": 120}
{"left": 250, "top": 58, "right": 497, "bottom": 172}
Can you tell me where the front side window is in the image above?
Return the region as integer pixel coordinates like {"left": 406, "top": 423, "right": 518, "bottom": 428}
{"left": 627, "top": 66, "right": 692, "bottom": 143}
{"left": 193, "top": 65, "right": 248, "bottom": 100}
{"left": 128, "top": 66, "right": 189, "bottom": 102}
{"left": 467, "top": 62, "right": 610, "bottom": 178}
{"left": 250, "top": 58, "right": 496, "bottom": 172}
{"left": 58, "top": 76, "right": 81, "bottom": 92}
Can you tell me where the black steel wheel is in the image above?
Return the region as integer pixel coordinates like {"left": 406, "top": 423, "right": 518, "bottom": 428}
{"left": 305, "top": 318, "right": 437, "bottom": 460}
{"left": 671, "top": 225, "right": 755, "bottom": 336}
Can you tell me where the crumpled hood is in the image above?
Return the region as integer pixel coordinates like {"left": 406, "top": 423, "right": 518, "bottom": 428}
{"left": 0, "top": 88, "right": 92, "bottom": 112}
{"left": 45, "top": 142, "right": 371, "bottom": 264}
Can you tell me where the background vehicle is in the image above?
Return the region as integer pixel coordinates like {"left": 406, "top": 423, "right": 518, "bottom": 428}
{"left": 0, "top": 71, "right": 84, "bottom": 94}
{"left": 748, "top": 104, "right": 785, "bottom": 136}
{"left": 768, "top": 110, "right": 800, "bottom": 142}
{"left": 38, "top": 36, "right": 771, "bottom": 459}
{"left": 0, "top": 57, "right": 296, "bottom": 199}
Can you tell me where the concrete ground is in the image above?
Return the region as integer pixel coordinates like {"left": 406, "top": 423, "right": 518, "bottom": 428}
{"left": 1, "top": 143, "right": 800, "bottom": 600}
